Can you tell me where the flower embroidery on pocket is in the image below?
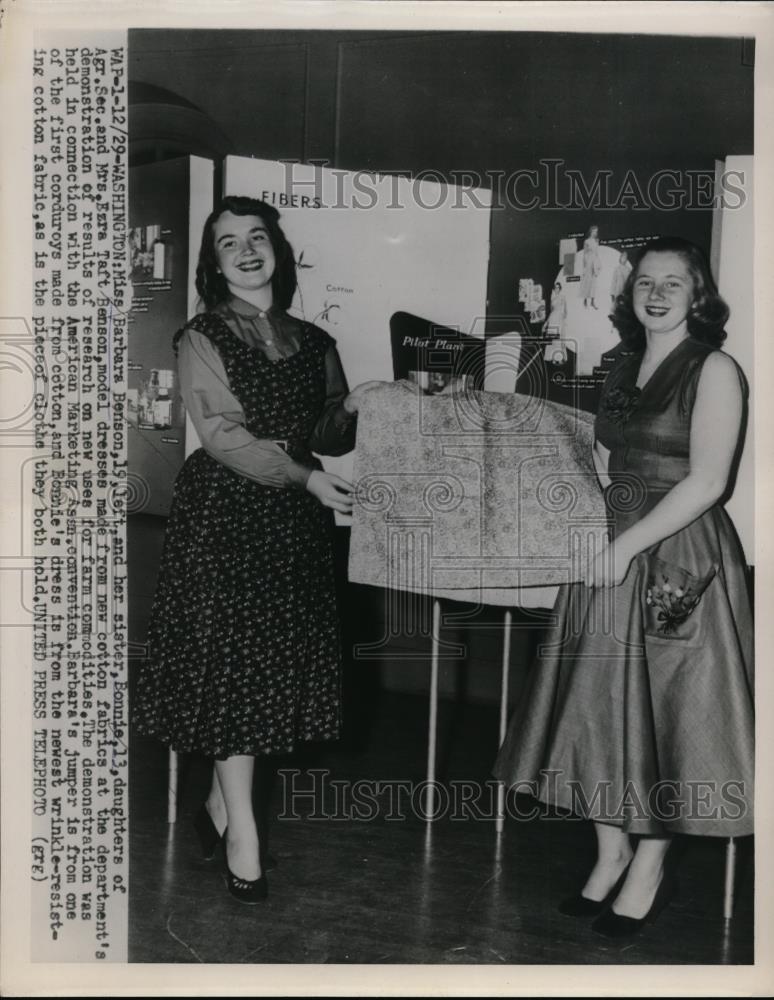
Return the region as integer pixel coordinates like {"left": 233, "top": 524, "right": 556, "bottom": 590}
{"left": 645, "top": 575, "right": 702, "bottom": 634}
{"left": 643, "top": 554, "right": 718, "bottom": 638}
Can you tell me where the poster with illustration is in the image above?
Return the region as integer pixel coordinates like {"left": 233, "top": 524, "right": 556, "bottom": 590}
{"left": 555, "top": 227, "right": 647, "bottom": 375}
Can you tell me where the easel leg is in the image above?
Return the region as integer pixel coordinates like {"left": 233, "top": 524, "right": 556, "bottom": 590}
{"left": 723, "top": 837, "right": 736, "bottom": 922}
{"left": 425, "top": 599, "right": 441, "bottom": 823}
{"left": 496, "top": 610, "right": 513, "bottom": 834}
{"left": 167, "top": 748, "right": 178, "bottom": 824}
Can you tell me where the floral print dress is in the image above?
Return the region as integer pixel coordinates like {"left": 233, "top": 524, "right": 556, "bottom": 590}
{"left": 133, "top": 312, "right": 343, "bottom": 759}
{"left": 494, "top": 337, "right": 754, "bottom": 836}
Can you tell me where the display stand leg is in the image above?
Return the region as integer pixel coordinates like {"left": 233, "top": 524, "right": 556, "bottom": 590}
{"left": 496, "top": 610, "right": 513, "bottom": 834}
{"left": 425, "top": 599, "right": 441, "bottom": 823}
{"left": 167, "top": 749, "right": 178, "bottom": 824}
{"left": 723, "top": 837, "right": 736, "bottom": 922}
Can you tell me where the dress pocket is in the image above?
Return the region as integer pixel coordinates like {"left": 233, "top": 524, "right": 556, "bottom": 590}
{"left": 641, "top": 555, "right": 717, "bottom": 643}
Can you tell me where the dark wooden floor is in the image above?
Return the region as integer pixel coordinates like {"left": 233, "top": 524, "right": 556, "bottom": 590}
{"left": 128, "top": 515, "right": 753, "bottom": 965}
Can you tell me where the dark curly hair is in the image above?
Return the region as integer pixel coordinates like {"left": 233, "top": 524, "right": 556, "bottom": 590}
{"left": 610, "top": 237, "right": 729, "bottom": 350}
{"left": 195, "top": 195, "right": 298, "bottom": 311}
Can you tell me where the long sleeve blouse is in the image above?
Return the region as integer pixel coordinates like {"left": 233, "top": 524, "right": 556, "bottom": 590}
{"left": 177, "top": 295, "right": 356, "bottom": 489}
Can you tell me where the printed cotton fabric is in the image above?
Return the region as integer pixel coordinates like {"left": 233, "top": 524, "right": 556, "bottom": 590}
{"left": 348, "top": 382, "right": 608, "bottom": 605}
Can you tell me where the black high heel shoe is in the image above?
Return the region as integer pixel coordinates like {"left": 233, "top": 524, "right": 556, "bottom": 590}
{"left": 223, "top": 850, "right": 269, "bottom": 904}
{"left": 193, "top": 803, "right": 224, "bottom": 860}
{"left": 591, "top": 870, "right": 678, "bottom": 938}
{"left": 195, "top": 805, "right": 278, "bottom": 872}
{"left": 558, "top": 864, "right": 630, "bottom": 917}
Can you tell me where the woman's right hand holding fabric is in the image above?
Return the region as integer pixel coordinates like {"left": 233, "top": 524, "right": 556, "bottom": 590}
{"left": 584, "top": 538, "right": 636, "bottom": 589}
{"left": 306, "top": 470, "right": 354, "bottom": 513}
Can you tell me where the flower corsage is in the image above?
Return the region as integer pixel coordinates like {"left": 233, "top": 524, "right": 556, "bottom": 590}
{"left": 601, "top": 385, "right": 641, "bottom": 425}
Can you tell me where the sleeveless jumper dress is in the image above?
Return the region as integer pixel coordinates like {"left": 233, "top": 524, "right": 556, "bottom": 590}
{"left": 133, "top": 312, "right": 342, "bottom": 759}
{"left": 493, "top": 337, "right": 754, "bottom": 837}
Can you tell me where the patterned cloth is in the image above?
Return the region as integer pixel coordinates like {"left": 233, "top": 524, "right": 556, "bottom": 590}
{"left": 348, "top": 382, "right": 608, "bottom": 606}
{"left": 493, "top": 338, "right": 755, "bottom": 836}
{"left": 133, "top": 311, "right": 343, "bottom": 759}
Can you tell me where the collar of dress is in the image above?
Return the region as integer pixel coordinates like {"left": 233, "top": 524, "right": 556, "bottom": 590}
{"left": 221, "top": 294, "right": 281, "bottom": 320}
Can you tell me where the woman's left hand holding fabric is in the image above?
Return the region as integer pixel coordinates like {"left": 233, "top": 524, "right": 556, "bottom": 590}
{"left": 343, "top": 380, "right": 386, "bottom": 415}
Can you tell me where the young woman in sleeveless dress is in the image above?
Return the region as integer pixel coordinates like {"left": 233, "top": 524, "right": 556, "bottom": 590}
{"left": 494, "top": 237, "right": 754, "bottom": 937}
{"left": 133, "top": 196, "right": 381, "bottom": 903}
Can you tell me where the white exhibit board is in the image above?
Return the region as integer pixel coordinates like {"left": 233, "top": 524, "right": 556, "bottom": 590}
{"left": 716, "top": 155, "right": 754, "bottom": 561}
{"left": 184, "top": 156, "right": 215, "bottom": 458}
{"left": 222, "top": 157, "right": 492, "bottom": 485}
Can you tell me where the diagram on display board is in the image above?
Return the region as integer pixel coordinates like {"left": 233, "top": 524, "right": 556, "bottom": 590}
{"left": 514, "top": 229, "right": 658, "bottom": 419}
{"left": 519, "top": 227, "right": 655, "bottom": 381}
{"left": 550, "top": 225, "right": 640, "bottom": 375}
